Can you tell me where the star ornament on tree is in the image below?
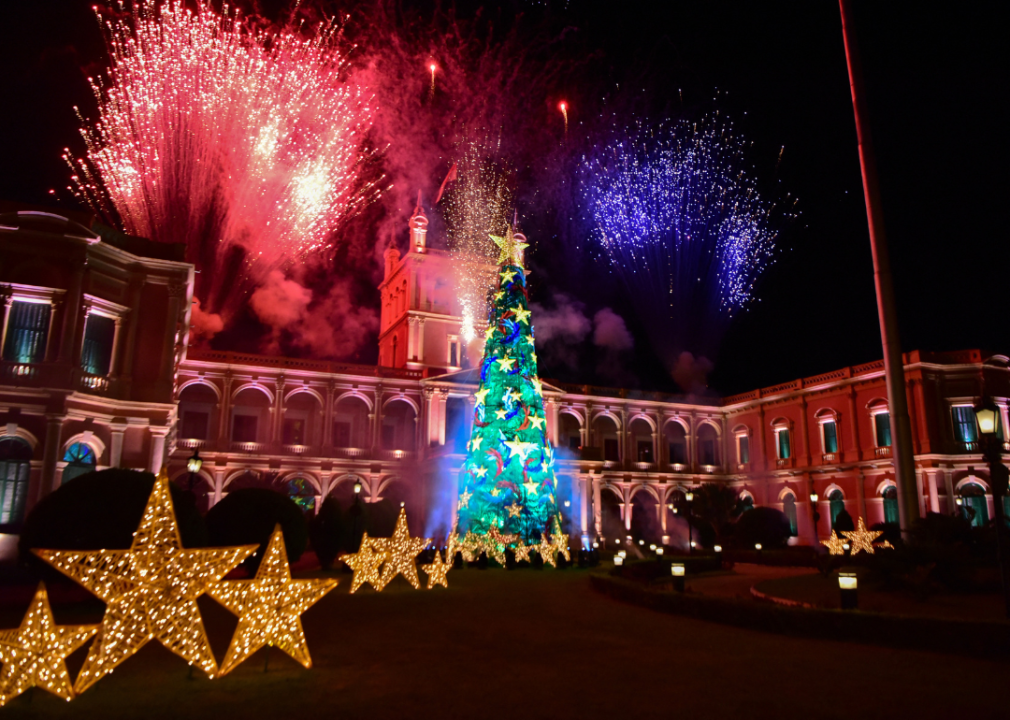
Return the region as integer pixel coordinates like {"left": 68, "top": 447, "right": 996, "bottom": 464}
{"left": 0, "top": 583, "right": 98, "bottom": 707}
{"left": 537, "top": 533, "right": 558, "bottom": 568}
{"left": 371, "top": 507, "right": 431, "bottom": 590}
{"left": 34, "top": 469, "right": 256, "bottom": 692}
{"left": 207, "top": 526, "right": 337, "bottom": 676}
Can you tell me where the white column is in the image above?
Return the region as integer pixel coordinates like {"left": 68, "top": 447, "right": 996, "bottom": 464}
{"left": 580, "top": 476, "right": 589, "bottom": 545}
{"left": 437, "top": 390, "right": 448, "bottom": 446}
{"left": 592, "top": 478, "right": 602, "bottom": 538}
{"left": 109, "top": 421, "right": 128, "bottom": 467}
{"left": 148, "top": 427, "right": 170, "bottom": 474}
{"left": 926, "top": 470, "right": 940, "bottom": 513}
{"left": 418, "top": 318, "right": 427, "bottom": 362}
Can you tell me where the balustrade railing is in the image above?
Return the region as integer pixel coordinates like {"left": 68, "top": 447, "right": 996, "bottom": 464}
{"left": 873, "top": 446, "right": 893, "bottom": 458}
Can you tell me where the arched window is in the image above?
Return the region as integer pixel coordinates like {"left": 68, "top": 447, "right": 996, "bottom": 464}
{"left": 62, "top": 442, "right": 97, "bottom": 485}
{"left": 782, "top": 493, "right": 798, "bottom": 536}
{"left": 285, "top": 477, "right": 316, "bottom": 514}
{"left": 0, "top": 438, "right": 32, "bottom": 525}
{"left": 959, "top": 482, "right": 988, "bottom": 528}
{"left": 881, "top": 486, "right": 899, "bottom": 524}
{"left": 738, "top": 493, "right": 754, "bottom": 514}
{"left": 828, "top": 489, "right": 846, "bottom": 527}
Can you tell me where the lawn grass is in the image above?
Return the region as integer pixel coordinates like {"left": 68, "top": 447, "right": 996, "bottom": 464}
{"left": 1, "top": 567, "right": 1006, "bottom": 718}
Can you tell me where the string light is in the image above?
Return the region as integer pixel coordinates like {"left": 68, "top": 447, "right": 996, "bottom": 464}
{"left": 343, "top": 532, "right": 388, "bottom": 593}
{"left": 820, "top": 530, "right": 847, "bottom": 556}
{"left": 34, "top": 469, "right": 255, "bottom": 692}
{"left": 843, "top": 517, "right": 893, "bottom": 555}
{"left": 0, "top": 584, "right": 98, "bottom": 707}
{"left": 536, "top": 533, "right": 558, "bottom": 568}
{"left": 420, "top": 551, "right": 451, "bottom": 590}
{"left": 371, "top": 508, "right": 431, "bottom": 590}
{"left": 207, "top": 526, "right": 338, "bottom": 675}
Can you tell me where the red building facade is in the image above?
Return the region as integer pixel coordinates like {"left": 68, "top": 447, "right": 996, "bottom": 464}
{"left": 2, "top": 205, "right": 1008, "bottom": 556}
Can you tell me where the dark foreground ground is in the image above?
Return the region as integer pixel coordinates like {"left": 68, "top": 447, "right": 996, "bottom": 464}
{"left": 1, "top": 569, "right": 1005, "bottom": 719}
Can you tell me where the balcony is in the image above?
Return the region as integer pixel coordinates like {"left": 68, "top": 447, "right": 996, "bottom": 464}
{"left": 78, "top": 370, "right": 109, "bottom": 393}
{"left": 874, "top": 446, "right": 892, "bottom": 458}
{"left": 381, "top": 449, "right": 416, "bottom": 461}
{"left": 633, "top": 461, "right": 657, "bottom": 472}
{"left": 669, "top": 463, "right": 687, "bottom": 473}
{"left": 331, "top": 447, "right": 369, "bottom": 459}
{"left": 0, "top": 361, "right": 40, "bottom": 382}
{"left": 231, "top": 441, "right": 265, "bottom": 453}
{"left": 776, "top": 458, "right": 792, "bottom": 469}
{"left": 821, "top": 452, "right": 838, "bottom": 464}
{"left": 177, "top": 438, "right": 207, "bottom": 450}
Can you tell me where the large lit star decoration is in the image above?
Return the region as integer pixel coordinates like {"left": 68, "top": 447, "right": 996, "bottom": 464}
{"left": 34, "top": 469, "right": 255, "bottom": 692}
{"left": 513, "top": 542, "right": 532, "bottom": 562}
{"left": 550, "top": 520, "right": 571, "bottom": 562}
{"left": 490, "top": 227, "right": 528, "bottom": 268}
{"left": 207, "top": 526, "right": 337, "bottom": 675}
{"left": 820, "top": 530, "right": 847, "bottom": 556}
{"left": 537, "top": 533, "right": 558, "bottom": 568}
{"left": 344, "top": 532, "right": 388, "bottom": 593}
{"left": 0, "top": 583, "right": 97, "bottom": 707}
{"left": 371, "top": 507, "right": 431, "bottom": 590}
{"left": 482, "top": 526, "right": 518, "bottom": 566}
{"left": 842, "top": 517, "right": 890, "bottom": 555}
{"left": 421, "top": 551, "right": 451, "bottom": 590}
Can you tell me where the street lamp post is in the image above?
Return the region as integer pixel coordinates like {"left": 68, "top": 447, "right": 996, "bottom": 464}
{"left": 685, "top": 491, "right": 694, "bottom": 555}
{"left": 186, "top": 449, "right": 202, "bottom": 494}
{"left": 974, "top": 397, "right": 1010, "bottom": 618}
{"left": 810, "top": 492, "right": 820, "bottom": 542}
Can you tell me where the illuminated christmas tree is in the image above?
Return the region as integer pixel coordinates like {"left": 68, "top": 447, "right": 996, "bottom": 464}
{"left": 456, "top": 228, "right": 560, "bottom": 548}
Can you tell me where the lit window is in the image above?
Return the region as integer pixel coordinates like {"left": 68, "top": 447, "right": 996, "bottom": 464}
{"left": 882, "top": 486, "right": 898, "bottom": 524}
{"left": 783, "top": 494, "right": 797, "bottom": 536}
{"left": 80, "top": 314, "right": 116, "bottom": 376}
{"left": 776, "top": 429, "right": 791, "bottom": 459}
{"left": 0, "top": 438, "right": 31, "bottom": 525}
{"left": 737, "top": 435, "right": 750, "bottom": 464}
{"left": 822, "top": 421, "right": 838, "bottom": 454}
{"left": 951, "top": 406, "right": 978, "bottom": 444}
{"left": 2, "top": 300, "right": 51, "bottom": 364}
{"left": 874, "top": 412, "right": 892, "bottom": 448}
{"left": 958, "top": 482, "right": 988, "bottom": 528}
{"left": 61, "top": 442, "right": 97, "bottom": 485}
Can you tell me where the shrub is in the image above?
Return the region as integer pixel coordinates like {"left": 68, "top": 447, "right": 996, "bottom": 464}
{"left": 206, "top": 488, "right": 308, "bottom": 572}
{"left": 832, "top": 508, "right": 855, "bottom": 534}
{"left": 309, "top": 497, "right": 344, "bottom": 569}
{"left": 733, "top": 506, "right": 791, "bottom": 549}
{"left": 19, "top": 468, "right": 206, "bottom": 579}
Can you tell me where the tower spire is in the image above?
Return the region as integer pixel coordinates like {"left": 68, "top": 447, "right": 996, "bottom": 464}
{"left": 409, "top": 190, "right": 428, "bottom": 254}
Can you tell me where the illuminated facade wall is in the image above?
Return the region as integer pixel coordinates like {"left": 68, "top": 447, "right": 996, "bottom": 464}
{"left": 2, "top": 205, "right": 1008, "bottom": 550}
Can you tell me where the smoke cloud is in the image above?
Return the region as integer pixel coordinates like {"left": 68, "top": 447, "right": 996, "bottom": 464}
{"left": 672, "top": 351, "right": 714, "bottom": 396}
{"left": 529, "top": 293, "right": 592, "bottom": 370}
{"left": 189, "top": 297, "right": 224, "bottom": 341}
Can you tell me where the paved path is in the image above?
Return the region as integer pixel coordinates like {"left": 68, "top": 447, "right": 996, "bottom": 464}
{"left": 685, "top": 562, "right": 817, "bottom": 600}
{"left": 1, "top": 570, "right": 1005, "bottom": 719}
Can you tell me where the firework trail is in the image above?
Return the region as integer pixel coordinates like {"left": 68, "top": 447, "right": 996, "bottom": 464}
{"left": 442, "top": 137, "right": 514, "bottom": 344}
{"left": 67, "top": 0, "right": 381, "bottom": 323}
{"left": 581, "top": 112, "right": 790, "bottom": 363}
{"left": 559, "top": 101, "right": 568, "bottom": 137}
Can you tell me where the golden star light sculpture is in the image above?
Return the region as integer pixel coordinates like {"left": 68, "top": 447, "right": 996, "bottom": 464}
{"left": 371, "top": 507, "right": 431, "bottom": 590}
{"left": 537, "top": 533, "right": 558, "bottom": 568}
{"left": 550, "top": 522, "right": 571, "bottom": 562}
{"left": 843, "top": 517, "right": 886, "bottom": 555}
{"left": 35, "top": 470, "right": 255, "bottom": 693}
{"left": 0, "top": 584, "right": 98, "bottom": 707}
{"left": 344, "top": 532, "right": 388, "bottom": 593}
{"left": 208, "top": 526, "right": 338, "bottom": 675}
{"left": 421, "top": 551, "right": 451, "bottom": 589}
{"left": 820, "top": 530, "right": 847, "bottom": 556}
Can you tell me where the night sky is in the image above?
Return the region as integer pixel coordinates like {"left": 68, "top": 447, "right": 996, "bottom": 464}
{"left": 0, "top": 1, "right": 1004, "bottom": 396}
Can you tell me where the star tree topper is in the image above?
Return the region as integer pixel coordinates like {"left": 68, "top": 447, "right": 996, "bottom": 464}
{"left": 490, "top": 227, "right": 528, "bottom": 268}
{"left": 208, "top": 526, "right": 338, "bottom": 675}
{"left": 0, "top": 584, "right": 98, "bottom": 707}
{"left": 35, "top": 469, "right": 256, "bottom": 692}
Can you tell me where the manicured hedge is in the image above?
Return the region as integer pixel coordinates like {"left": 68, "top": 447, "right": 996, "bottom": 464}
{"left": 206, "top": 488, "right": 307, "bottom": 572}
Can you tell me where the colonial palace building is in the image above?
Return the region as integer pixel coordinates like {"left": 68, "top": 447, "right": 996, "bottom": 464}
{"left": 2, "top": 203, "right": 1008, "bottom": 557}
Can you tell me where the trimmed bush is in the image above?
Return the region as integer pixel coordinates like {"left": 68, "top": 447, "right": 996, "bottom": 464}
{"left": 309, "top": 497, "right": 344, "bottom": 569}
{"left": 733, "top": 506, "right": 791, "bottom": 549}
{"left": 19, "top": 468, "right": 206, "bottom": 579}
{"left": 832, "top": 508, "right": 855, "bottom": 534}
{"left": 206, "top": 488, "right": 307, "bottom": 572}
